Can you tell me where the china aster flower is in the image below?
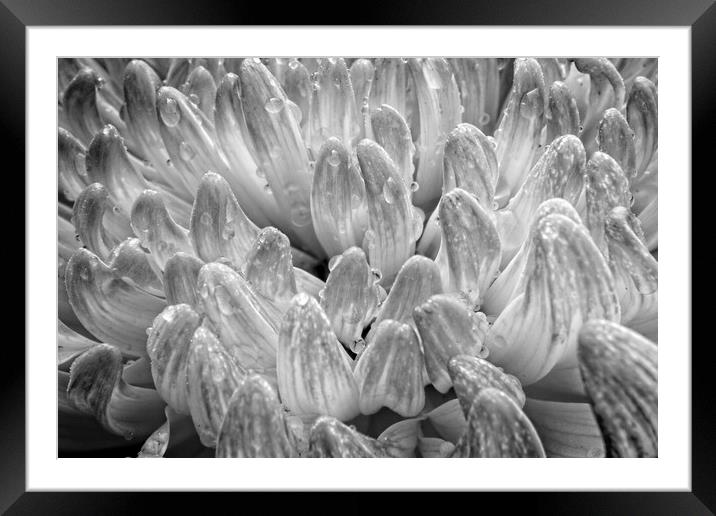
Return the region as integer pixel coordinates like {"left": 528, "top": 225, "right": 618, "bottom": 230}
{"left": 57, "top": 56, "right": 658, "bottom": 459}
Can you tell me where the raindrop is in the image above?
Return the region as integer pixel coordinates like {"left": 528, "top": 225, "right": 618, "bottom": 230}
{"left": 327, "top": 149, "right": 341, "bottom": 167}
{"left": 288, "top": 59, "right": 300, "bottom": 71}
{"left": 200, "top": 212, "right": 213, "bottom": 225}
{"left": 119, "top": 104, "right": 128, "bottom": 123}
{"left": 74, "top": 233, "right": 81, "bottom": 241}
{"left": 290, "top": 204, "right": 311, "bottom": 227}
{"left": 159, "top": 97, "right": 181, "bottom": 127}
{"left": 479, "top": 113, "right": 491, "bottom": 126}
{"left": 263, "top": 184, "right": 273, "bottom": 195}
{"left": 214, "top": 286, "right": 235, "bottom": 315}
{"left": 78, "top": 267, "right": 89, "bottom": 281}
{"left": 166, "top": 159, "right": 173, "bottom": 167}
{"left": 478, "top": 345, "right": 490, "bottom": 359}
{"left": 265, "top": 97, "right": 285, "bottom": 114}
{"left": 491, "top": 201, "right": 499, "bottom": 211}
{"left": 221, "top": 224, "right": 235, "bottom": 240}
{"left": 145, "top": 327, "right": 152, "bottom": 336}
{"left": 255, "top": 166, "right": 265, "bottom": 179}
{"left": 351, "top": 192, "right": 362, "bottom": 207}
{"left": 179, "top": 141, "right": 196, "bottom": 161}
{"left": 352, "top": 338, "right": 366, "bottom": 354}
{"left": 382, "top": 178, "right": 397, "bottom": 204}
{"left": 410, "top": 181, "right": 419, "bottom": 192}
{"left": 371, "top": 268, "right": 382, "bottom": 281}
{"left": 189, "top": 93, "right": 200, "bottom": 105}
{"left": 412, "top": 207, "right": 425, "bottom": 240}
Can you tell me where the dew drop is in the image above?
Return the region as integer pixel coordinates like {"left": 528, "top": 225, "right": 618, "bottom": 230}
{"left": 328, "top": 255, "right": 341, "bottom": 271}
{"left": 159, "top": 97, "right": 181, "bottom": 127}
{"left": 265, "top": 96, "right": 285, "bottom": 114}
{"left": 350, "top": 192, "right": 362, "bottom": 207}
{"left": 478, "top": 344, "right": 490, "bottom": 359}
{"left": 78, "top": 267, "right": 89, "bottom": 281}
{"left": 290, "top": 204, "right": 311, "bottom": 227}
{"left": 410, "top": 181, "right": 419, "bottom": 192}
{"left": 263, "top": 184, "right": 273, "bottom": 195}
{"left": 255, "top": 166, "right": 265, "bottom": 178}
{"left": 189, "top": 93, "right": 200, "bottom": 105}
{"left": 179, "top": 141, "right": 196, "bottom": 161}
{"left": 214, "top": 286, "right": 235, "bottom": 315}
{"left": 200, "top": 212, "right": 213, "bottom": 226}
{"left": 479, "top": 113, "right": 491, "bottom": 126}
{"left": 352, "top": 338, "right": 366, "bottom": 354}
{"left": 221, "top": 224, "right": 235, "bottom": 240}
{"left": 370, "top": 268, "right": 382, "bottom": 281}
{"left": 491, "top": 200, "right": 499, "bottom": 211}
{"left": 166, "top": 159, "right": 173, "bottom": 167}
{"left": 327, "top": 149, "right": 341, "bottom": 167}
{"left": 145, "top": 327, "right": 152, "bottom": 336}
{"left": 382, "top": 178, "right": 397, "bottom": 204}
{"left": 119, "top": 104, "right": 128, "bottom": 123}
{"left": 288, "top": 59, "right": 300, "bottom": 71}
{"left": 411, "top": 207, "right": 425, "bottom": 240}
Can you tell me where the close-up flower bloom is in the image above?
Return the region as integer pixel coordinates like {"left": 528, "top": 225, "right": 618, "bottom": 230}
{"left": 58, "top": 56, "right": 658, "bottom": 458}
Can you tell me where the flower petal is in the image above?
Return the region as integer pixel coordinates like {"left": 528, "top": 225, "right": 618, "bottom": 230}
{"left": 349, "top": 59, "right": 374, "bottom": 124}
{"left": 447, "top": 355, "right": 526, "bottom": 414}
{"left": 67, "top": 343, "right": 166, "bottom": 440}
{"left": 371, "top": 104, "right": 415, "bottom": 186}
{"left": 310, "top": 137, "right": 369, "bottom": 257}
{"left": 449, "top": 58, "right": 501, "bottom": 134}
{"left": 598, "top": 108, "right": 636, "bottom": 182}
{"left": 277, "top": 293, "right": 360, "bottom": 421}
{"left": 545, "top": 81, "right": 581, "bottom": 144}
{"left": 497, "top": 134, "right": 585, "bottom": 264}
{"left": 197, "top": 262, "right": 280, "bottom": 373}
{"left": 369, "top": 255, "right": 443, "bottom": 337}
{"left": 414, "top": 294, "right": 489, "bottom": 393}
{"left": 486, "top": 213, "right": 620, "bottom": 386}
{"left": 130, "top": 189, "right": 194, "bottom": 273}
{"left": 108, "top": 237, "right": 164, "bottom": 297}
{"left": 493, "top": 58, "right": 547, "bottom": 206}
{"left": 435, "top": 188, "right": 501, "bottom": 308}
{"left": 146, "top": 304, "right": 201, "bottom": 415}
{"left": 357, "top": 139, "right": 421, "bottom": 285}
{"left": 283, "top": 59, "right": 313, "bottom": 137}
{"left": 216, "top": 374, "right": 299, "bottom": 458}
{"left": 243, "top": 227, "right": 298, "bottom": 309}
{"left": 239, "top": 58, "right": 321, "bottom": 253}
{"left": 308, "top": 58, "right": 360, "bottom": 153}
{"left": 61, "top": 67, "right": 111, "bottom": 145}
{"left": 163, "top": 252, "right": 204, "bottom": 306}
{"left": 354, "top": 320, "right": 425, "bottom": 417}
{"left": 73, "top": 183, "right": 131, "bottom": 261}
{"left": 627, "top": 76, "right": 658, "bottom": 180}
{"left": 523, "top": 398, "right": 606, "bottom": 458}
{"left": 320, "top": 246, "right": 385, "bottom": 352}
{"left": 637, "top": 197, "right": 658, "bottom": 251}
{"left": 442, "top": 123, "right": 499, "bottom": 209}
{"left": 58, "top": 320, "right": 99, "bottom": 370}
{"left": 578, "top": 320, "right": 657, "bottom": 457}
{"left": 451, "top": 388, "right": 545, "bottom": 458}
{"left": 370, "top": 58, "right": 407, "bottom": 116}
{"left": 182, "top": 65, "right": 217, "bottom": 124}
{"left": 307, "top": 416, "right": 386, "bottom": 457}
{"left": 186, "top": 323, "right": 245, "bottom": 447}
{"left": 407, "top": 58, "right": 462, "bottom": 209}
{"left": 58, "top": 128, "right": 90, "bottom": 201}
{"left": 65, "top": 248, "right": 166, "bottom": 356}
{"left": 425, "top": 399, "right": 466, "bottom": 444}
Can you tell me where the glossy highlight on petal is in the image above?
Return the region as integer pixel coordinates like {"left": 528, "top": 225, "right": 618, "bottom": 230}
{"left": 243, "top": 227, "right": 298, "bottom": 308}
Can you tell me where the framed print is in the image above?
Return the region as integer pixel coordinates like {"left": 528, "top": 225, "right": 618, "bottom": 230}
{"left": 7, "top": 0, "right": 712, "bottom": 512}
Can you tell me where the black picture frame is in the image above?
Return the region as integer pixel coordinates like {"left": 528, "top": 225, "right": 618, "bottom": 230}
{"left": 7, "top": 0, "right": 710, "bottom": 513}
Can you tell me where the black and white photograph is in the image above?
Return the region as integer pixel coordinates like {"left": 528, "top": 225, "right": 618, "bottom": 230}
{"left": 57, "top": 56, "right": 659, "bottom": 459}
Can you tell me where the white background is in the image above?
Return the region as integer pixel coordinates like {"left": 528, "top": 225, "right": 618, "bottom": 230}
{"left": 28, "top": 26, "right": 690, "bottom": 490}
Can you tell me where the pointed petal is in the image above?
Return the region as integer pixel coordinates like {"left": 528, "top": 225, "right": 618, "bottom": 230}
{"left": 320, "top": 246, "right": 385, "bottom": 351}
{"left": 58, "top": 128, "right": 90, "bottom": 201}
{"left": 371, "top": 104, "right": 415, "bottom": 186}
{"left": 442, "top": 123, "right": 499, "bottom": 208}
{"left": 419, "top": 437, "right": 456, "bottom": 458}
{"left": 598, "top": 108, "right": 636, "bottom": 182}
{"left": 283, "top": 59, "right": 313, "bottom": 137}
{"left": 425, "top": 399, "right": 466, "bottom": 443}
{"left": 354, "top": 320, "right": 425, "bottom": 417}
{"left": 449, "top": 58, "right": 501, "bottom": 134}
{"left": 108, "top": 237, "right": 164, "bottom": 297}
{"left": 572, "top": 58, "right": 626, "bottom": 154}
{"left": 349, "top": 59, "right": 375, "bottom": 121}
{"left": 493, "top": 58, "right": 547, "bottom": 205}
{"left": 67, "top": 344, "right": 166, "bottom": 439}
{"left": 483, "top": 198, "right": 583, "bottom": 317}
{"left": 451, "top": 388, "right": 545, "bottom": 458}
{"left": 243, "top": 227, "right": 298, "bottom": 308}
{"left": 357, "top": 139, "right": 420, "bottom": 285}
{"left": 435, "top": 188, "right": 501, "bottom": 308}
{"left": 197, "top": 262, "right": 280, "bottom": 373}
{"left": 370, "top": 255, "right": 443, "bottom": 336}
{"left": 239, "top": 59, "right": 321, "bottom": 253}
{"left": 308, "top": 58, "right": 360, "bottom": 153}
{"left": 186, "top": 324, "right": 244, "bottom": 447}
{"left": 407, "top": 58, "right": 462, "bottom": 209}
{"left": 605, "top": 207, "right": 658, "bottom": 331}
{"left": 189, "top": 171, "right": 260, "bottom": 266}
{"left": 130, "top": 190, "right": 194, "bottom": 272}
{"left": 447, "top": 354, "right": 526, "bottom": 415}
{"left": 414, "top": 294, "right": 489, "bottom": 393}
{"left": 578, "top": 320, "right": 657, "bottom": 457}
{"left": 307, "top": 416, "right": 386, "bottom": 457}
{"left": 538, "top": 58, "right": 567, "bottom": 86}
{"left": 61, "top": 67, "right": 107, "bottom": 144}
{"left": 497, "top": 134, "right": 586, "bottom": 264}
{"left": 181, "top": 65, "right": 217, "bottom": 124}
{"left": 310, "top": 137, "right": 369, "bottom": 257}
{"left": 215, "top": 374, "right": 298, "bottom": 457}
{"left": 58, "top": 320, "right": 99, "bottom": 370}
{"left": 627, "top": 76, "right": 658, "bottom": 179}
{"left": 65, "top": 248, "right": 166, "bottom": 356}
{"left": 486, "top": 214, "right": 620, "bottom": 386}
{"left": 637, "top": 197, "right": 658, "bottom": 251}
{"left": 545, "top": 81, "right": 581, "bottom": 144}
{"left": 277, "top": 293, "right": 359, "bottom": 421}
{"left": 584, "top": 151, "right": 632, "bottom": 254}
{"left": 72, "top": 183, "right": 130, "bottom": 261}
{"left": 123, "top": 60, "right": 190, "bottom": 199}
{"left": 162, "top": 252, "right": 204, "bottom": 306}
{"left": 523, "top": 398, "right": 606, "bottom": 458}
{"left": 214, "top": 73, "right": 279, "bottom": 228}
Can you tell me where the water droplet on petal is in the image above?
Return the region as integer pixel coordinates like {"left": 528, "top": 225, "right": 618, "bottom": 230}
{"left": 288, "top": 59, "right": 300, "bottom": 70}
{"left": 222, "top": 224, "right": 235, "bottom": 240}
{"left": 327, "top": 149, "right": 341, "bottom": 167}
{"left": 263, "top": 184, "right": 273, "bottom": 195}
{"left": 214, "top": 286, "right": 234, "bottom": 315}
{"left": 200, "top": 212, "right": 212, "bottom": 225}
{"left": 328, "top": 255, "right": 341, "bottom": 271}
{"left": 75, "top": 153, "right": 87, "bottom": 176}
{"left": 290, "top": 204, "right": 311, "bottom": 227}
{"left": 410, "top": 181, "right": 419, "bottom": 192}
{"left": 255, "top": 166, "right": 265, "bottom": 178}
{"left": 264, "top": 97, "right": 285, "bottom": 114}
{"left": 159, "top": 97, "right": 181, "bottom": 127}
{"left": 189, "top": 93, "right": 200, "bottom": 105}
{"left": 179, "top": 141, "right": 196, "bottom": 161}
{"left": 479, "top": 113, "right": 491, "bottom": 126}
{"left": 382, "top": 178, "right": 397, "bottom": 204}
{"left": 370, "top": 268, "right": 382, "bottom": 281}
